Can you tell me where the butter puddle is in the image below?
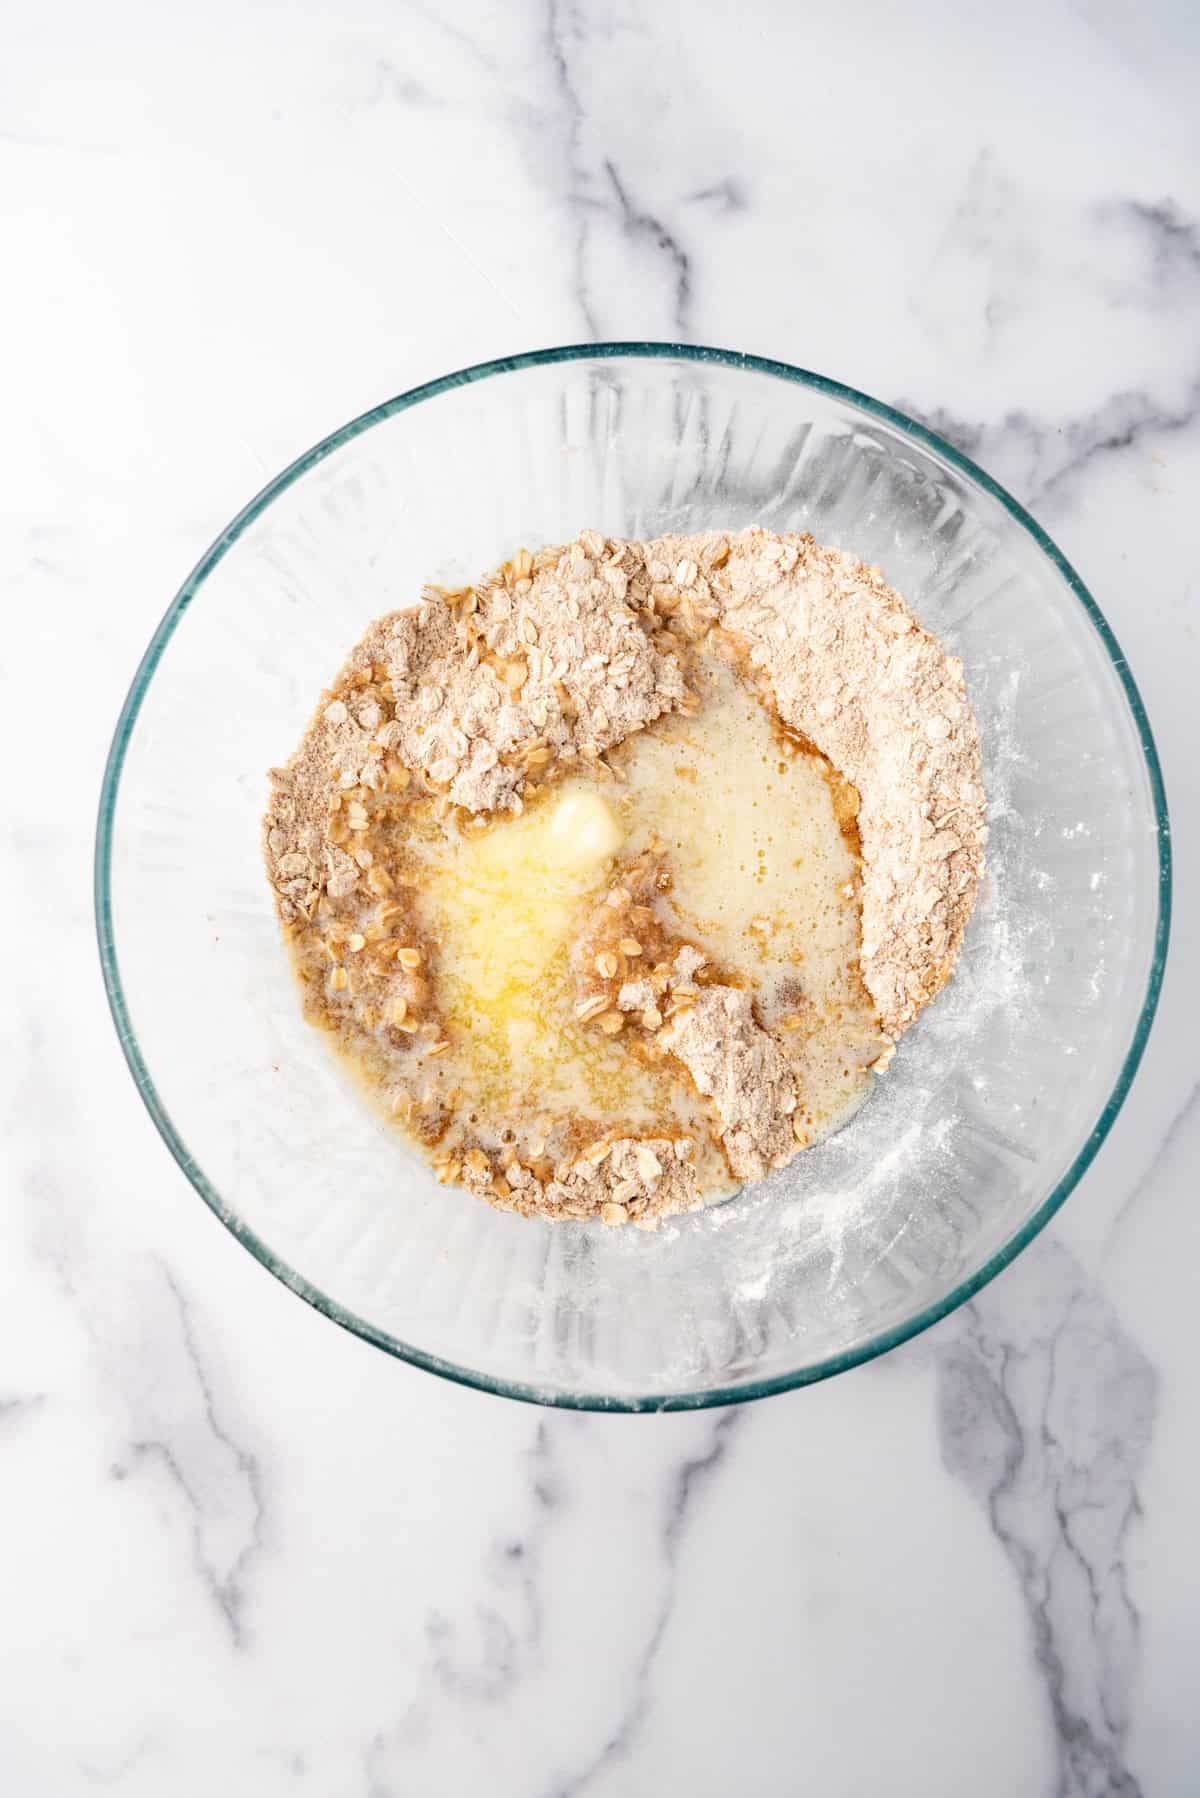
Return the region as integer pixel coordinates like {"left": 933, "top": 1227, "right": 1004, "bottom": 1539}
{"left": 415, "top": 785, "right": 667, "bottom": 1119}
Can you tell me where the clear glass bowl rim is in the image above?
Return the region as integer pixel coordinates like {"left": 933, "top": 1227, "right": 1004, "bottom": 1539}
{"left": 94, "top": 341, "right": 1173, "bottom": 1412}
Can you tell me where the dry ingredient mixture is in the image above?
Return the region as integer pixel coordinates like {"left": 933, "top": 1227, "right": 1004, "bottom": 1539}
{"left": 264, "top": 530, "right": 986, "bottom": 1228}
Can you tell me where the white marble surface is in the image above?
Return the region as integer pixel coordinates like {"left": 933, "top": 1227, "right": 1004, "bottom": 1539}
{"left": 4, "top": 1, "right": 1198, "bottom": 1791}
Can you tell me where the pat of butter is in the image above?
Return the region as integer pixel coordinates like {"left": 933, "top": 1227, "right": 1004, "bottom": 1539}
{"left": 546, "top": 787, "right": 625, "bottom": 868}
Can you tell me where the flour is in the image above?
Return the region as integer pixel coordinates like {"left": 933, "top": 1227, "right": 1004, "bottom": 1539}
{"left": 362, "top": 530, "right": 687, "bottom": 815}
{"left": 660, "top": 987, "right": 800, "bottom": 1180}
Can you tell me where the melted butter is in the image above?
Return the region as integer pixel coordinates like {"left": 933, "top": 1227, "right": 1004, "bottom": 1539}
{"left": 418, "top": 786, "right": 679, "bottom": 1121}
{"left": 613, "top": 662, "right": 861, "bottom": 986}
{"left": 432, "top": 787, "right": 623, "bottom": 1007}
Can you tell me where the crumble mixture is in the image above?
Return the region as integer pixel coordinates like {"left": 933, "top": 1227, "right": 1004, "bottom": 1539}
{"left": 263, "top": 530, "right": 986, "bottom": 1227}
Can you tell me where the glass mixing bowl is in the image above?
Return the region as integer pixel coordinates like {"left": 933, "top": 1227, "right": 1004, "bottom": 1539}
{"left": 96, "top": 345, "right": 1170, "bottom": 1409}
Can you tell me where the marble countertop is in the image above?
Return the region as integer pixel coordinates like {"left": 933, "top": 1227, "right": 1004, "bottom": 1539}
{"left": 5, "top": 1, "right": 1198, "bottom": 1792}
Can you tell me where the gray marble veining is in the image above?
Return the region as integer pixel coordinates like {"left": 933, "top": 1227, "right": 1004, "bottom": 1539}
{"left": 939, "top": 1240, "right": 1156, "bottom": 1798}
